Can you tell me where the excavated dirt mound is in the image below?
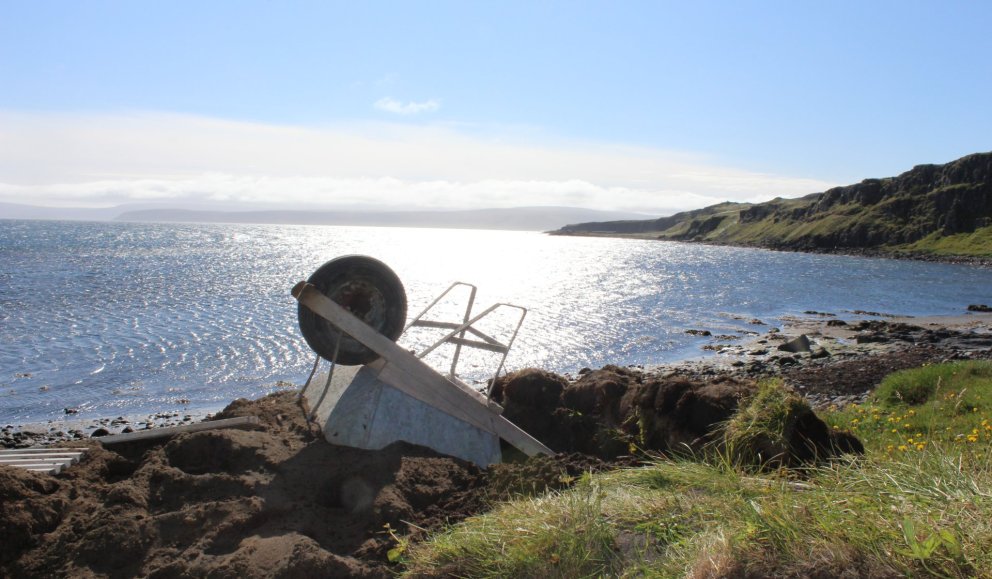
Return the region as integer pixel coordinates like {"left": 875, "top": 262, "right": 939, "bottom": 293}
{"left": 493, "top": 365, "right": 862, "bottom": 462}
{"left": 0, "top": 391, "right": 618, "bottom": 578}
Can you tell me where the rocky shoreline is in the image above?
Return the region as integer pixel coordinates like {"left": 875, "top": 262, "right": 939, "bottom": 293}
{"left": 1, "top": 410, "right": 205, "bottom": 450}
{"left": 550, "top": 230, "right": 992, "bottom": 267}
{"left": 659, "top": 311, "right": 992, "bottom": 406}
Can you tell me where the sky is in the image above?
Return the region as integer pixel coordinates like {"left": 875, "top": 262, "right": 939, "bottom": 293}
{"left": 1, "top": 1, "right": 990, "bottom": 215}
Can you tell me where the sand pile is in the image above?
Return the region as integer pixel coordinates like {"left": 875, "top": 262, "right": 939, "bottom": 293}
{"left": 0, "top": 391, "right": 615, "bottom": 578}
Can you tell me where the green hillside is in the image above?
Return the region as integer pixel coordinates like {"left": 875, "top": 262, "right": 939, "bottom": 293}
{"left": 554, "top": 152, "right": 992, "bottom": 260}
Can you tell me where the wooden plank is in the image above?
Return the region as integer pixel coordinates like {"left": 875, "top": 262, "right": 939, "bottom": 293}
{"left": 0, "top": 452, "right": 84, "bottom": 460}
{"left": 0, "top": 447, "right": 86, "bottom": 476}
{"left": 26, "top": 465, "right": 62, "bottom": 474}
{"left": 3, "top": 461, "right": 64, "bottom": 469}
{"left": 374, "top": 358, "right": 553, "bottom": 457}
{"left": 295, "top": 282, "right": 495, "bottom": 406}
{"left": 294, "top": 282, "right": 553, "bottom": 457}
{"left": 371, "top": 359, "right": 498, "bottom": 434}
{"left": 0, "top": 457, "right": 78, "bottom": 466}
{"left": 0, "top": 448, "right": 85, "bottom": 454}
{"left": 98, "top": 416, "right": 260, "bottom": 445}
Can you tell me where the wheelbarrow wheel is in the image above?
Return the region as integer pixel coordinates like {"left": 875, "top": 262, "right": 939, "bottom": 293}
{"left": 297, "top": 255, "right": 408, "bottom": 365}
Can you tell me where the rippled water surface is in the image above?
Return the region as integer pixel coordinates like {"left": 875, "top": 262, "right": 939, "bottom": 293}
{"left": 2, "top": 219, "right": 991, "bottom": 424}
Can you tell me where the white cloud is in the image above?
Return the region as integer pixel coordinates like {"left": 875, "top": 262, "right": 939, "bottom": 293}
{"left": 374, "top": 97, "right": 441, "bottom": 115}
{"left": 0, "top": 110, "right": 836, "bottom": 213}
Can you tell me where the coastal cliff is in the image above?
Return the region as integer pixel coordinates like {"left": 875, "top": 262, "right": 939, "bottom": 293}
{"left": 554, "top": 152, "right": 992, "bottom": 260}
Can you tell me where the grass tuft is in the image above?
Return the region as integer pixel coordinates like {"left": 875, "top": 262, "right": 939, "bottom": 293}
{"left": 724, "top": 379, "right": 810, "bottom": 447}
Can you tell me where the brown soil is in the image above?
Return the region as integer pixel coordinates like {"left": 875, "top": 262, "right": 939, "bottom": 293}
{"left": 492, "top": 364, "right": 861, "bottom": 465}
{"left": 0, "top": 391, "right": 618, "bottom": 578}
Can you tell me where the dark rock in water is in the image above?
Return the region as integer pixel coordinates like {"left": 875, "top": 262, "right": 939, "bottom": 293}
{"left": 777, "top": 334, "right": 812, "bottom": 354}
{"left": 64, "top": 408, "right": 79, "bottom": 415}
{"left": 749, "top": 319, "right": 766, "bottom": 325}
{"left": 852, "top": 310, "right": 885, "bottom": 317}
{"left": 968, "top": 304, "right": 992, "bottom": 312}
{"left": 826, "top": 319, "right": 848, "bottom": 327}
{"left": 685, "top": 329, "right": 712, "bottom": 336}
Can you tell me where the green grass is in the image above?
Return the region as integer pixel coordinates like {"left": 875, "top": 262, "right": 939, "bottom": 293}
{"left": 898, "top": 226, "right": 992, "bottom": 256}
{"left": 402, "top": 363, "right": 992, "bottom": 577}
{"left": 824, "top": 361, "right": 992, "bottom": 458}
{"left": 725, "top": 380, "right": 811, "bottom": 447}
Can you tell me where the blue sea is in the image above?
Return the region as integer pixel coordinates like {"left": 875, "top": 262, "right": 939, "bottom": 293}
{"left": 2, "top": 219, "right": 991, "bottom": 425}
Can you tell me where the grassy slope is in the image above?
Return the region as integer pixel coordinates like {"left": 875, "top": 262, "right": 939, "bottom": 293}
{"left": 559, "top": 154, "right": 992, "bottom": 259}
{"left": 403, "top": 362, "right": 992, "bottom": 578}
{"left": 903, "top": 226, "right": 992, "bottom": 256}
{"left": 651, "top": 198, "right": 992, "bottom": 260}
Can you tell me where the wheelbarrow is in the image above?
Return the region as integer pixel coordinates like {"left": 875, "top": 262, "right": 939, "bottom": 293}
{"left": 292, "top": 255, "right": 553, "bottom": 466}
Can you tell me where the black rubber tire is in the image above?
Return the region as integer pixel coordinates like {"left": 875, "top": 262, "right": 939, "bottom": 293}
{"left": 297, "top": 255, "right": 407, "bottom": 365}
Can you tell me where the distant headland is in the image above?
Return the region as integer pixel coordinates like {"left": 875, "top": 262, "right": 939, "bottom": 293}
{"left": 0, "top": 204, "right": 647, "bottom": 233}
{"left": 552, "top": 152, "right": 992, "bottom": 263}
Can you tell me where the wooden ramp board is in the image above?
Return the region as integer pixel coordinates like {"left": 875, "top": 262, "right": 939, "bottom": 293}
{"left": 0, "top": 447, "right": 87, "bottom": 475}
{"left": 98, "top": 416, "right": 260, "bottom": 445}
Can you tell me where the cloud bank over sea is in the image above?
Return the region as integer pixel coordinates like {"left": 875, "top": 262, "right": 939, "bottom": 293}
{"left": 0, "top": 111, "right": 835, "bottom": 214}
